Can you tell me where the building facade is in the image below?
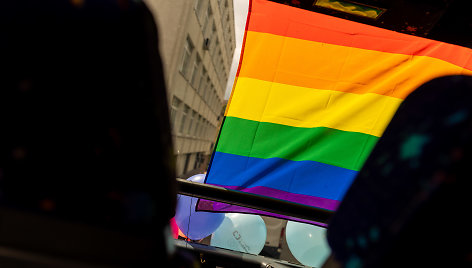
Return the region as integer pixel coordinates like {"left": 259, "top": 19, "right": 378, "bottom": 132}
{"left": 145, "top": 0, "right": 236, "bottom": 177}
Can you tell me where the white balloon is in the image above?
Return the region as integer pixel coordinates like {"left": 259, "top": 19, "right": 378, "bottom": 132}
{"left": 285, "top": 221, "right": 331, "bottom": 267}
{"left": 211, "top": 213, "right": 267, "bottom": 255}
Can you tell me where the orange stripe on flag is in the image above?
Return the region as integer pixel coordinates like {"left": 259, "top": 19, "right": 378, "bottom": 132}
{"left": 248, "top": 0, "right": 472, "bottom": 71}
{"left": 238, "top": 31, "right": 472, "bottom": 99}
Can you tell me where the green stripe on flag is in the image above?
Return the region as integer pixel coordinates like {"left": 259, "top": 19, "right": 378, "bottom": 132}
{"left": 216, "top": 116, "right": 379, "bottom": 171}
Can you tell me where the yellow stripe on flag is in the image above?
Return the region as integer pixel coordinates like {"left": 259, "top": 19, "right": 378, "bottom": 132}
{"left": 227, "top": 77, "right": 403, "bottom": 137}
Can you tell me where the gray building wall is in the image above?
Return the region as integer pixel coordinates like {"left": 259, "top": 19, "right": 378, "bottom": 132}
{"left": 145, "top": 0, "right": 236, "bottom": 177}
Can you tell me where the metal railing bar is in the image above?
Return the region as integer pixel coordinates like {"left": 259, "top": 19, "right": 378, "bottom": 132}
{"left": 176, "top": 178, "right": 333, "bottom": 224}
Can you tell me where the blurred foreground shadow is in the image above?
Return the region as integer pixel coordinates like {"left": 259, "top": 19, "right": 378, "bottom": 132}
{"left": 325, "top": 75, "right": 472, "bottom": 267}
{"left": 0, "top": 0, "right": 179, "bottom": 267}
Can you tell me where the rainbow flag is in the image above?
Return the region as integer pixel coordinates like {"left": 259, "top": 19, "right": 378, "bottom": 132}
{"left": 198, "top": 0, "right": 472, "bottom": 222}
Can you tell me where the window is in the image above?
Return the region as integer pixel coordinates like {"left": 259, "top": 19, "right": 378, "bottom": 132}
{"left": 190, "top": 54, "right": 202, "bottom": 88}
{"left": 217, "top": 53, "right": 227, "bottom": 86}
{"left": 228, "top": 37, "right": 233, "bottom": 54}
{"left": 205, "top": 120, "right": 210, "bottom": 138}
{"left": 198, "top": 68, "right": 208, "bottom": 95}
{"left": 222, "top": 66, "right": 227, "bottom": 86}
{"left": 188, "top": 110, "right": 197, "bottom": 135}
{"left": 183, "top": 153, "right": 192, "bottom": 174}
{"left": 179, "top": 104, "right": 190, "bottom": 134}
{"left": 222, "top": 1, "right": 229, "bottom": 26}
{"left": 211, "top": 94, "right": 216, "bottom": 112}
{"left": 194, "top": 152, "right": 202, "bottom": 170}
{"left": 209, "top": 23, "right": 217, "bottom": 48}
{"left": 194, "top": 0, "right": 204, "bottom": 20}
{"left": 195, "top": 115, "right": 202, "bottom": 137}
{"left": 179, "top": 36, "right": 194, "bottom": 79}
{"left": 211, "top": 38, "right": 219, "bottom": 57}
{"left": 211, "top": 122, "right": 215, "bottom": 137}
{"left": 209, "top": 94, "right": 214, "bottom": 111}
{"left": 170, "top": 96, "right": 182, "bottom": 131}
{"left": 201, "top": 119, "right": 207, "bottom": 138}
{"left": 199, "top": 117, "right": 206, "bottom": 137}
{"left": 212, "top": 84, "right": 217, "bottom": 103}
{"left": 202, "top": 5, "right": 213, "bottom": 37}
{"left": 218, "top": 0, "right": 224, "bottom": 13}
{"left": 217, "top": 49, "right": 223, "bottom": 71}
{"left": 215, "top": 95, "right": 220, "bottom": 111}
{"left": 205, "top": 83, "right": 213, "bottom": 103}
{"left": 208, "top": 121, "right": 213, "bottom": 138}
{"left": 212, "top": 94, "right": 217, "bottom": 112}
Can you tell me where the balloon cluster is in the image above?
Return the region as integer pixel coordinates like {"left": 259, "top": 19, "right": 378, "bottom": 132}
{"left": 173, "top": 174, "right": 331, "bottom": 264}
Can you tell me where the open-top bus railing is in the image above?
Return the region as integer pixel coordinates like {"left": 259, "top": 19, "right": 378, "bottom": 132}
{"left": 176, "top": 178, "right": 333, "bottom": 225}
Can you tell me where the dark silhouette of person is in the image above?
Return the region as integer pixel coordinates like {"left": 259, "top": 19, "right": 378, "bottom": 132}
{"left": 325, "top": 75, "right": 472, "bottom": 267}
{"left": 0, "top": 0, "right": 178, "bottom": 266}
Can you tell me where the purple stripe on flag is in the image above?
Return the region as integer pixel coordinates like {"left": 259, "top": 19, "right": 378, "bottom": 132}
{"left": 220, "top": 185, "right": 340, "bottom": 211}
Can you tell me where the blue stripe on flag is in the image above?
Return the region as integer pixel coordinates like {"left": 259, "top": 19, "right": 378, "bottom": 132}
{"left": 206, "top": 151, "right": 358, "bottom": 201}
